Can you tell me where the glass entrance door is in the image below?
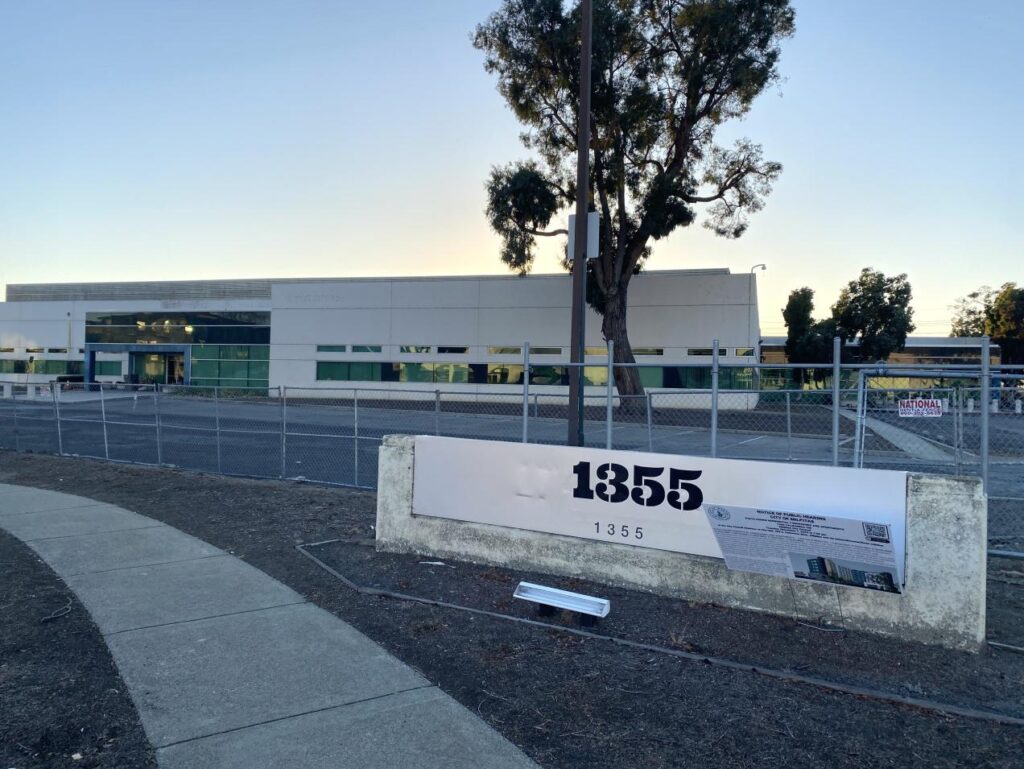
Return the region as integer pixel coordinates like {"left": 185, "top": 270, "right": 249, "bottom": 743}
{"left": 167, "top": 353, "right": 185, "bottom": 384}
{"left": 131, "top": 353, "right": 167, "bottom": 385}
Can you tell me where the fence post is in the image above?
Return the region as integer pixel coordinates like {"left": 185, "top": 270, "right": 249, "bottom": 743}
{"left": 521, "top": 342, "right": 530, "bottom": 444}
{"left": 154, "top": 385, "right": 163, "bottom": 466}
{"left": 980, "top": 336, "right": 990, "bottom": 494}
{"left": 533, "top": 392, "right": 539, "bottom": 419}
{"left": 214, "top": 386, "right": 222, "bottom": 474}
{"left": 605, "top": 340, "right": 614, "bottom": 450}
{"left": 434, "top": 389, "right": 441, "bottom": 436}
{"left": 853, "top": 370, "right": 866, "bottom": 468}
{"left": 52, "top": 386, "right": 64, "bottom": 456}
{"left": 12, "top": 389, "right": 20, "bottom": 452}
{"left": 832, "top": 336, "right": 841, "bottom": 466}
{"left": 280, "top": 386, "right": 287, "bottom": 479}
{"left": 99, "top": 384, "right": 110, "bottom": 460}
{"left": 646, "top": 391, "right": 653, "bottom": 452}
{"left": 711, "top": 339, "right": 719, "bottom": 458}
{"left": 353, "top": 388, "right": 360, "bottom": 487}
{"left": 786, "top": 391, "right": 793, "bottom": 461}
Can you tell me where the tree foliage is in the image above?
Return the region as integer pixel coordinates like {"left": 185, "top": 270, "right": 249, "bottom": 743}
{"left": 782, "top": 287, "right": 832, "bottom": 385}
{"left": 475, "top": 0, "right": 794, "bottom": 394}
{"left": 952, "top": 283, "right": 1024, "bottom": 364}
{"left": 831, "top": 268, "right": 915, "bottom": 362}
{"left": 782, "top": 268, "right": 916, "bottom": 375}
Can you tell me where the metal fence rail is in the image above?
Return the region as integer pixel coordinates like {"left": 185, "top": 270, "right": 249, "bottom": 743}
{"left": 2, "top": 353, "right": 1022, "bottom": 555}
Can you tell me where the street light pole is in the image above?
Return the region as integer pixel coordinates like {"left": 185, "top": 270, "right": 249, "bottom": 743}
{"left": 748, "top": 264, "right": 766, "bottom": 354}
{"left": 568, "top": 0, "right": 593, "bottom": 448}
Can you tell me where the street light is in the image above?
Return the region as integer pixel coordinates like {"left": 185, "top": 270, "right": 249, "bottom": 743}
{"left": 748, "top": 264, "right": 766, "bottom": 357}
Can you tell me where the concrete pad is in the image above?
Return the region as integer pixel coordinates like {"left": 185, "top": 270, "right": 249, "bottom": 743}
{"left": 158, "top": 686, "right": 537, "bottom": 769}
{"left": 28, "top": 525, "right": 223, "bottom": 576}
{"left": 65, "top": 555, "right": 305, "bottom": 634}
{"left": 0, "top": 503, "right": 162, "bottom": 541}
{"left": 0, "top": 486, "right": 103, "bottom": 515}
{"left": 105, "top": 602, "right": 429, "bottom": 747}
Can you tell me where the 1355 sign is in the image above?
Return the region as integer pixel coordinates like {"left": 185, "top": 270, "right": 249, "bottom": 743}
{"left": 571, "top": 461, "right": 704, "bottom": 510}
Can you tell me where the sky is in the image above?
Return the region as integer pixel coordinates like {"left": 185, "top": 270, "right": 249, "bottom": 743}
{"left": 1, "top": 0, "right": 1021, "bottom": 336}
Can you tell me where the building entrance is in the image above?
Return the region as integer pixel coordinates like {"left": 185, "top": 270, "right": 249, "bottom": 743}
{"left": 130, "top": 352, "right": 185, "bottom": 385}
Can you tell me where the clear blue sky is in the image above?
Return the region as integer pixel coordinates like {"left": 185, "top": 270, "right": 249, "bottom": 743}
{"left": 2, "top": 0, "right": 1021, "bottom": 335}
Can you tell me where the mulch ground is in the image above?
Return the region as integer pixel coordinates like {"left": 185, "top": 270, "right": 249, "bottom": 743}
{"left": 0, "top": 528, "right": 157, "bottom": 769}
{"left": 1, "top": 450, "right": 1023, "bottom": 769}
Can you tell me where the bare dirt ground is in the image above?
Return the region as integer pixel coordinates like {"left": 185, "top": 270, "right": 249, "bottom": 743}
{"left": 0, "top": 528, "right": 156, "bottom": 769}
{"left": 2, "top": 450, "right": 1023, "bottom": 769}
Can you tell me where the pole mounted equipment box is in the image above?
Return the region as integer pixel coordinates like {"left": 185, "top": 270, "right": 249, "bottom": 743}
{"left": 567, "top": 212, "right": 600, "bottom": 262}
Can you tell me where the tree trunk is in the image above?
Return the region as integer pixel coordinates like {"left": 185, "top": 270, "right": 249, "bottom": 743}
{"left": 601, "top": 283, "right": 645, "bottom": 416}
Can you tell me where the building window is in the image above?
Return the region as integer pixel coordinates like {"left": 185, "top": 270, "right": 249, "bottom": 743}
{"left": 26, "top": 348, "right": 43, "bottom": 353}
{"left": 584, "top": 347, "right": 607, "bottom": 356}
{"left": 316, "top": 345, "right": 347, "bottom": 353}
{"left": 633, "top": 348, "right": 664, "bottom": 356}
{"left": 85, "top": 311, "right": 270, "bottom": 345}
{"left": 47, "top": 347, "right": 69, "bottom": 354}
{"left": 400, "top": 345, "right": 432, "bottom": 353}
{"left": 95, "top": 361, "right": 123, "bottom": 377}
{"left": 734, "top": 348, "right": 755, "bottom": 357}
{"left": 190, "top": 345, "right": 270, "bottom": 388}
{"left": 687, "top": 348, "right": 713, "bottom": 357}
{"left": 0, "top": 348, "right": 13, "bottom": 353}
{"left": 487, "top": 346, "right": 521, "bottom": 355}
{"left": 531, "top": 347, "right": 562, "bottom": 355}
{"left": 351, "top": 345, "right": 383, "bottom": 353}
{"left": 437, "top": 346, "right": 469, "bottom": 355}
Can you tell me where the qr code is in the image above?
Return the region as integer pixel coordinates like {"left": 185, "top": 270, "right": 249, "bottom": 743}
{"left": 863, "top": 523, "right": 890, "bottom": 543}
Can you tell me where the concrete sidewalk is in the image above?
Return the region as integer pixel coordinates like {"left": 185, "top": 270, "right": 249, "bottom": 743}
{"left": 0, "top": 483, "right": 537, "bottom": 769}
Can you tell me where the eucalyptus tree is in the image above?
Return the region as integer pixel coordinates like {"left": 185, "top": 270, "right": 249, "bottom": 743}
{"left": 476, "top": 0, "right": 795, "bottom": 394}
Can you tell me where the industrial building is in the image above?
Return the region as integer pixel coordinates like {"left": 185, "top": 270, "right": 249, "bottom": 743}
{"left": 0, "top": 269, "right": 761, "bottom": 394}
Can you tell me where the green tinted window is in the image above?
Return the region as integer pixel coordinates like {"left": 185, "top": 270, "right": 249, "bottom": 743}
{"left": 191, "top": 359, "right": 219, "bottom": 378}
{"left": 316, "top": 362, "right": 349, "bottom": 381}
{"left": 248, "top": 360, "right": 270, "bottom": 380}
{"left": 95, "top": 361, "right": 123, "bottom": 376}
{"left": 218, "top": 361, "right": 249, "bottom": 381}
{"left": 400, "top": 363, "right": 434, "bottom": 383}
{"left": 434, "top": 363, "right": 470, "bottom": 384}
{"left": 352, "top": 345, "right": 382, "bottom": 353}
{"left": 317, "top": 345, "right": 347, "bottom": 353}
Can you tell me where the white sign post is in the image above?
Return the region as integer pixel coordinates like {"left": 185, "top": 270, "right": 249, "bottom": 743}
{"left": 412, "top": 436, "right": 908, "bottom": 586}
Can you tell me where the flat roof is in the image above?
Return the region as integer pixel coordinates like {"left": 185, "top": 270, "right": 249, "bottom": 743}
{"left": 5, "top": 268, "right": 732, "bottom": 303}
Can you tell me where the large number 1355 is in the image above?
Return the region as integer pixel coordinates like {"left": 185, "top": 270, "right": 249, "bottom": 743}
{"left": 572, "top": 461, "right": 703, "bottom": 510}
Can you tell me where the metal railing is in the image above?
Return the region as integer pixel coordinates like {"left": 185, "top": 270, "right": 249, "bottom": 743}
{"left": 1, "top": 347, "right": 1022, "bottom": 555}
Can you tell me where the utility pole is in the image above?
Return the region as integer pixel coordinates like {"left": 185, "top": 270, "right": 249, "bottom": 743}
{"left": 568, "top": 0, "right": 593, "bottom": 448}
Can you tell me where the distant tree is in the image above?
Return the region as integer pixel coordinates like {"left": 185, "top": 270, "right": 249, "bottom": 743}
{"left": 831, "top": 268, "right": 915, "bottom": 362}
{"left": 782, "top": 287, "right": 832, "bottom": 386}
{"left": 475, "top": 0, "right": 795, "bottom": 397}
{"left": 954, "top": 283, "right": 1024, "bottom": 365}
{"left": 950, "top": 286, "right": 996, "bottom": 338}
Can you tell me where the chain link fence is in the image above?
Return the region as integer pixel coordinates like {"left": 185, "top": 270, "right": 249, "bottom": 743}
{"left": 2, "top": 357, "right": 1022, "bottom": 555}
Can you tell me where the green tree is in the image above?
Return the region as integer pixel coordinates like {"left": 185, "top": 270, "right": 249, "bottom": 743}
{"left": 782, "top": 287, "right": 832, "bottom": 386}
{"left": 475, "top": 0, "right": 795, "bottom": 395}
{"left": 831, "top": 268, "right": 915, "bottom": 362}
{"left": 950, "top": 286, "right": 996, "bottom": 337}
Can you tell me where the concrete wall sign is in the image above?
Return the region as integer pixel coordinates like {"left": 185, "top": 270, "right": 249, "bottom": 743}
{"left": 412, "top": 436, "right": 907, "bottom": 579}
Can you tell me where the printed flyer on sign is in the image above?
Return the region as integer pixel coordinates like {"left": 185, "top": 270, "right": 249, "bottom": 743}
{"left": 703, "top": 505, "right": 903, "bottom": 593}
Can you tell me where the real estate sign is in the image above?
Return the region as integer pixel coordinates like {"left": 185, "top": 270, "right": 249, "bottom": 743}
{"left": 412, "top": 436, "right": 908, "bottom": 586}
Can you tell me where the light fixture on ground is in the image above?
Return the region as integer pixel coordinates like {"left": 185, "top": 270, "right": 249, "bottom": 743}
{"left": 513, "top": 581, "right": 610, "bottom": 626}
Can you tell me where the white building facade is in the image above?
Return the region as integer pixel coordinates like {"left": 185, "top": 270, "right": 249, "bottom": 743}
{"left": 0, "top": 269, "right": 761, "bottom": 394}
